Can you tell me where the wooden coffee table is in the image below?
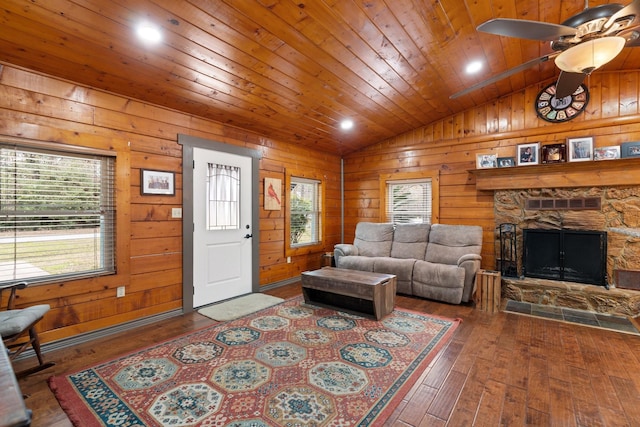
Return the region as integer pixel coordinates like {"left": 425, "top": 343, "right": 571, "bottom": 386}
{"left": 301, "top": 267, "right": 397, "bottom": 320}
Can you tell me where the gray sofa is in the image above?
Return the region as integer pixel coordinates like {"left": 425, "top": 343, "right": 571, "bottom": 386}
{"left": 334, "top": 222, "right": 483, "bottom": 304}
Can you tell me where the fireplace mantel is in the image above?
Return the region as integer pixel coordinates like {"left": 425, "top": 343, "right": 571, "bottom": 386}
{"left": 471, "top": 158, "right": 640, "bottom": 191}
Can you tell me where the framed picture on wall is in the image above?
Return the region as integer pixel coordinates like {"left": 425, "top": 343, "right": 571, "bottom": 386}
{"left": 567, "top": 137, "right": 593, "bottom": 162}
{"left": 517, "top": 143, "right": 539, "bottom": 166}
{"left": 264, "top": 177, "right": 282, "bottom": 210}
{"left": 141, "top": 169, "right": 175, "bottom": 195}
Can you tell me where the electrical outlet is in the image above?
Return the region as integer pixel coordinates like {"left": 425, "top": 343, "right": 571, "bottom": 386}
{"left": 117, "top": 286, "right": 125, "bottom": 298}
{"left": 171, "top": 208, "right": 182, "bottom": 218}
{"left": 287, "top": 256, "right": 291, "bottom": 263}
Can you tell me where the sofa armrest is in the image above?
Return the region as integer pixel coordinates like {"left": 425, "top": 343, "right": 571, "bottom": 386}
{"left": 457, "top": 254, "right": 482, "bottom": 303}
{"left": 457, "top": 253, "right": 482, "bottom": 266}
{"left": 334, "top": 244, "right": 358, "bottom": 266}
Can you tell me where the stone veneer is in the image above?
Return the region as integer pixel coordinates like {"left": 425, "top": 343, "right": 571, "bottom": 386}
{"left": 502, "top": 277, "right": 640, "bottom": 316}
{"left": 494, "top": 186, "right": 640, "bottom": 317}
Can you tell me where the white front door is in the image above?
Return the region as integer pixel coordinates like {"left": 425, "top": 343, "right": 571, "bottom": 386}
{"left": 192, "top": 147, "right": 253, "bottom": 307}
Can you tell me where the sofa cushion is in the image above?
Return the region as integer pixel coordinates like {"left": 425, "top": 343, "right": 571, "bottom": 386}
{"left": 413, "top": 261, "right": 465, "bottom": 289}
{"left": 353, "top": 222, "right": 394, "bottom": 257}
{"left": 373, "top": 257, "right": 417, "bottom": 295}
{"left": 390, "top": 223, "right": 430, "bottom": 259}
{"left": 337, "top": 255, "right": 375, "bottom": 272}
{"left": 412, "top": 261, "right": 465, "bottom": 304}
{"left": 425, "top": 224, "right": 483, "bottom": 265}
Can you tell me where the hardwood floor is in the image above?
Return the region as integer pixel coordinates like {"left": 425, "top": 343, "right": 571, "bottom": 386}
{"left": 12, "top": 282, "right": 640, "bottom": 426}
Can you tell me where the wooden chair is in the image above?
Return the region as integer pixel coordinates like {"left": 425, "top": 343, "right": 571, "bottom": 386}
{"left": 0, "top": 281, "right": 55, "bottom": 378}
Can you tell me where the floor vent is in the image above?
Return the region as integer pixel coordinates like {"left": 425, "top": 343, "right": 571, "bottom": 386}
{"left": 525, "top": 197, "right": 601, "bottom": 210}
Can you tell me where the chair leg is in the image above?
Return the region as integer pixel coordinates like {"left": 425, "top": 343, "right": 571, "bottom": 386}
{"left": 12, "top": 328, "right": 55, "bottom": 379}
{"left": 30, "top": 327, "right": 45, "bottom": 366}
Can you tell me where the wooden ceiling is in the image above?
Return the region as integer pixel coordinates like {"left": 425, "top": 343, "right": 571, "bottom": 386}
{"left": 2, "top": 0, "right": 640, "bottom": 154}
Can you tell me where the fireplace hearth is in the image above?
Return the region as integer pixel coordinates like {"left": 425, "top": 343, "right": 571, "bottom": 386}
{"left": 523, "top": 229, "right": 607, "bottom": 287}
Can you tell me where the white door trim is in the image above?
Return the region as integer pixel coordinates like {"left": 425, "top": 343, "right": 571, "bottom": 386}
{"left": 178, "top": 134, "right": 261, "bottom": 312}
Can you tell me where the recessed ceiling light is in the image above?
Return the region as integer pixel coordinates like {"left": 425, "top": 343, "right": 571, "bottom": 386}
{"left": 466, "top": 61, "right": 482, "bottom": 74}
{"left": 136, "top": 22, "right": 162, "bottom": 44}
{"left": 340, "top": 119, "right": 354, "bottom": 130}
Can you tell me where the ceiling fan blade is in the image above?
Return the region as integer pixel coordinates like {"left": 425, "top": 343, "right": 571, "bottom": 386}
{"left": 477, "top": 18, "right": 576, "bottom": 41}
{"left": 555, "top": 71, "right": 587, "bottom": 98}
{"left": 604, "top": 0, "right": 640, "bottom": 30}
{"left": 450, "top": 54, "right": 553, "bottom": 99}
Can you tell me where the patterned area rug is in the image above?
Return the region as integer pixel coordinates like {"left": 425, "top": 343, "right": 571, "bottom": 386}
{"left": 49, "top": 296, "right": 460, "bottom": 426}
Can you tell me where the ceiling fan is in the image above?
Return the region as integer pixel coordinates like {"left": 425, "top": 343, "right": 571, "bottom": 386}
{"left": 450, "top": 0, "right": 640, "bottom": 99}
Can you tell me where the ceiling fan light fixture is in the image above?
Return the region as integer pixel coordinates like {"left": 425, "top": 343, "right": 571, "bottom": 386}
{"left": 554, "top": 36, "right": 626, "bottom": 74}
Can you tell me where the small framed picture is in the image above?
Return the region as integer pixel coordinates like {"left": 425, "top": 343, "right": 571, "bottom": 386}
{"left": 497, "top": 157, "right": 516, "bottom": 168}
{"left": 264, "top": 177, "right": 282, "bottom": 210}
{"left": 141, "top": 169, "right": 175, "bottom": 195}
{"left": 567, "top": 137, "right": 593, "bottom": 162}
{"left": 541, "top": 143, "right": 566, "bottom": 164}
{"left": 621, "top": 141, "right": 640, "bottom": 158}
{"left": 594, "top": 146, "right": 621, "bottom": 161}
{"left": 476, "top": 154, "right": 497, "bottom": 169}
{"left": 517, "top": 143, "right": 540, "bottom": 166}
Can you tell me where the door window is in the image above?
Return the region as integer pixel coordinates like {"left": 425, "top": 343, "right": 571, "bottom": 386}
{"left": 206, "top": 163, "right": 240, "bottom": 230}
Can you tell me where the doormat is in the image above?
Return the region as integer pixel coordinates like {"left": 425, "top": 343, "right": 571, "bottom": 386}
{"left": 198, "top": 293, "right": 284, "bottom": 321}
{"left": 49, "top": 296, "right": 460, "bottom": 426}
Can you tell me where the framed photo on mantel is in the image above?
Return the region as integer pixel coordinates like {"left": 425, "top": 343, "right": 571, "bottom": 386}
{"left": 621, "top": 141, "right": 640, "bottom": 158}
{"left": 567, "top": 137, "right": 593, "bottom": 162}
{"left": 541, "top": 143, "right": 566, "bottom": 164}
{"left": 594, "top": 146, "right": 620, "bottom": 161}
{"left": 517, "top": 143, "right": 539, "bottom": 166}
{"left": 476, "top": 154, "right": 497, "bottom": 169}
{"left": 497, "top": 157, "right": 515, "bottom": 168}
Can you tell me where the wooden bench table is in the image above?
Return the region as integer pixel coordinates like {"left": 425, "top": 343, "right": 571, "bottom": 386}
{"left": 301, "top": 267, "right": 397, "bottom": 320}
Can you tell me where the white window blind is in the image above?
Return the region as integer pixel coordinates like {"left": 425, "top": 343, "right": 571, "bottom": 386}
{"left": 386, "top": 179, "right": 432, "bottom": 224}
{"left": 290, "top": 177, "right": 321, "bottom": 246}
{"left": 0, "top": 145, "right": 116, "bottom": 284}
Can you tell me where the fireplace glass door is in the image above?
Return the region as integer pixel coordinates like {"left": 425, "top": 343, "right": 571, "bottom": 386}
{"left": 523, "top": 229, "right": 607, "bottom": 286}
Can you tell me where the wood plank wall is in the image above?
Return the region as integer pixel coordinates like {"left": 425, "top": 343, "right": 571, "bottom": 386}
{"left": 342, "top": 72, "right": 640, "bottom": 270}
{"left": 0, "top": 64, "right": 341, "bottom": 344}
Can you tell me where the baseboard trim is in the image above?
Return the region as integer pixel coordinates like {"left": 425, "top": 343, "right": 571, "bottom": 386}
{"left": 17, "top": 309, "right": 183, "bottom": 361}
{"left": 260, "top": 276, "right": 300, "bottom": 292}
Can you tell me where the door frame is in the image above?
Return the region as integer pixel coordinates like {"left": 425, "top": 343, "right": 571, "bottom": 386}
{"left": 178, "top": 134, "right": 262, "bottom": 313}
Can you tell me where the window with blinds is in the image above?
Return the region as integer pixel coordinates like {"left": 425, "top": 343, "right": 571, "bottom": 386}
{"left": 290, "top": 177, "right": 321, "bottom": 247}
{"left": 386, "top": 179, "right": 432, "bottom": 224}
{"left": 0, "top": 145, "right": 116, "bottom": 285}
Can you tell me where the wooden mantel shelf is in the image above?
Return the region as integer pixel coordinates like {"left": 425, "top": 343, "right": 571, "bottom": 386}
{"left": 471, "top": 158, "right": 640, "bottom": 191}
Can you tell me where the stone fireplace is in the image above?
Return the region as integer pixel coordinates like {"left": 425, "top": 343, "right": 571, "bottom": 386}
{"left": 494, "top": 186, "right": 640, "bottom": 316}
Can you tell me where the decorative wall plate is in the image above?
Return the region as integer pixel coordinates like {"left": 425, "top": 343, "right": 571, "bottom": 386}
{"left": 535, "top": 83, "right": 589, "bottom": 123}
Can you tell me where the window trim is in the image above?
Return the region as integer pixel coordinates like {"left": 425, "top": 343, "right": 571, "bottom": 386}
{"left": 285, "top": 170, "right": 325, "bottom": 257}
{"left": 379, "top": 170, "right": 440, "bottom": 223}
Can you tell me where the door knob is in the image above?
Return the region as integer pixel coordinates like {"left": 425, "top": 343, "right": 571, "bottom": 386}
{"left": 244, "top": 234, "right": 253, "bottom": 239}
